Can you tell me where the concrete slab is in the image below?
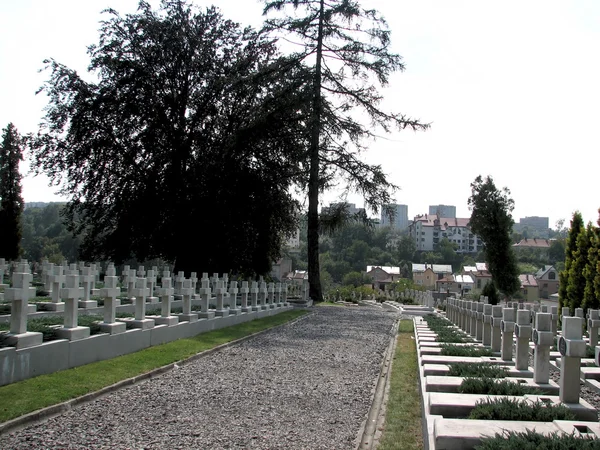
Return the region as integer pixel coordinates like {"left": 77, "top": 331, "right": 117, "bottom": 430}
{"left": 581, "top": 367, "right": 600, "bottom": 381}
{"left": 421, "top": 355, "right": 515, "bottom": 366}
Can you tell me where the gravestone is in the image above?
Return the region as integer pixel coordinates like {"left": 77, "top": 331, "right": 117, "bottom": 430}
{"left": 155, "top": 273, "right": 178, "bottom": 326}
{"left": 4, "top": 262, "right": 42, "bottom": 349}
{"left": 588, "top": 310, "right": 600, "bottom": 347}
{"left": 475, "top": 302, "right": 484, "bottom": 341}
{"left": 501, "top": 307, "right": 516, "bottom": 361}
{"left": 558, "top": 316, "right": 586, "bottom": 403}
{"left": 240, "top": 281, "right": 251, "bottom": 313}
{"left": 197, "top": 273, "right": 215, "bottom": 320}
{"left": 514, "top": 309, "right": 531, "bottom": 370}
{"left": 532, "top": 312, "right": 553, "bottom": 384}
{"left": 259, "top": 282, "right": 268, "bottom": 310}
{"left": 228, "top": 281, "right": 240, "bottom": 315}
{"left": 551, "top": 306, "right": 559, "bottom": 335}
{"left": 47, "top": 265, "right": 66, "bottom": 311}
{"left": 99, "top": 264, "right": 126, "bottom": 335}
{"left": 146, "top": 269, "right": 159, "bottom": 303}
{"left": 267, "top": 282, "right": 276, "bottom": 309}
{"left": 214, "top": 280, "right": 229, "bottom": 317}
{"left": 131, "top": 276, "right": 155, "bottom": 330}
{"left": 491, "top": 305, "right": 503, "bottom": 352}
{"left": 57, "top": 271, "right": 89, "bottom": 341}
{"left": 0, "top": 258, "right": 8, "bottom": 288}
{"left": 79, "top": 266, "right": 98, "bottom": 308}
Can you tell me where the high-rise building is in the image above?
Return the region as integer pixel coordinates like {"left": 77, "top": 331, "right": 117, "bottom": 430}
{"left": 380, "top": 204, "right": 409, "bottom": 231}
{"left": 429, "top": 205, "right": 456, "bottom": 218}
{"left": 513, "top": 216, "right": 550, "bottom": 238}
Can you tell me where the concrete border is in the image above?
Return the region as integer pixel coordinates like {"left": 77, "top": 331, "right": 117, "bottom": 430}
{"left": 0, "top": 310, "right": 313, "bottom": 436}
{"left": 356, "top": 319, "right": 400, "bottom": 450}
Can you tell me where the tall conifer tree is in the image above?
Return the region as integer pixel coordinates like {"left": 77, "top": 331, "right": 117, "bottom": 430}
{"left": 559, "top": 212, "right": 584, "bottom": 311}
{"left": 0, "top": 123, "right": 24, "bottom": 260}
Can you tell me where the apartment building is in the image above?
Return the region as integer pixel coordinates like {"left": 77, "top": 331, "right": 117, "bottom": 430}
{"left": 408, "top": 214, "right": 484, "bottom": 253}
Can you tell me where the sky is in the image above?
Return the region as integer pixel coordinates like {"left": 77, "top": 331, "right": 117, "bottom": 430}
{"left": 1, "top": 0, "right": 599, "bottom": 228}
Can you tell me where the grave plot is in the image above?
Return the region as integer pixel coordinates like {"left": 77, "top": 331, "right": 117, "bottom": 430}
{"left": 416, "top": 298, "right": 600, "bottom": 450}
{"left": 0, "top": 259, "right": 295, "bottom": 387}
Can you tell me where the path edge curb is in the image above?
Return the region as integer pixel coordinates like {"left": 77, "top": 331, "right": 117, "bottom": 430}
{"left": 0, "top": 310, "right": 313, "bottom": 436}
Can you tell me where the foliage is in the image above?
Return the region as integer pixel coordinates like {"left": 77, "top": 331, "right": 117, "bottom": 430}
{"left": 468, "top": 175, "right": 520, "bottom": 298}
{"left": 583, "top": 214, "right": 600, "bottom": 310}
{"left": 439, "top": 344, "right": 493, "bottom": 357}
{"left": 30, "top": 1, "right": 306, "bottom": 276}
{"left": 481, "top": 282, "right": 500, "bottom": 305}
{"left": 476, "top": 430, "right": 600, "bottom": 450}
{"left": 468, "top": 397, "right": 576, "bottom": 421}
{"left": 559, "top": 212, "right": 584, "bottom": 312}
{"left": 447, "top": 363, "right": 508, "bottom": 378}
{"left": 0, "top": 123, "right": 24, "bottom": 260}
{"left": 262, "top": 0, "right": 428, "bottom": 301}
{"left": 21, "top": 203, "right": 80, "bottom": 263}
{"left": 341, "top": 270, "right": 370, "bottom": 287}
{"left": 566, "top": 221, "right": 591, "bottom": 312}
{"left": 458, "top": 377, "right": 540, "bottom": 395}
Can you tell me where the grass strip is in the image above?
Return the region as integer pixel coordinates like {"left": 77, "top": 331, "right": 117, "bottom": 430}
{"left": 0, "top": 309, "right": 308, "bottom": 423}
{"left": 378, "top": 320, "right": 423, "bottom": 450}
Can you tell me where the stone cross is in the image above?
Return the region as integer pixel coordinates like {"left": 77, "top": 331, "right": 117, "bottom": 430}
{"left": 146, "top": 269, "right": 158, "bottom": 301}
{"left": 482, "top": 304, "right": 493, "bottom": 347}
{"left": 132, "top": 276, "right": 149, "bottom": 320}
{"left": 515, "top": 309, "right": 532, "bottom": 371}
{"left": 122, "top": 265, "right": 130, "bottom": 286}
{"left": 80, "top": 266, "right": 96, "bottom": 303}
{"left": 501, "top": 307, "right": 516, "bottom": 361}
{"left": 282, "top": 283, "right": 289, "bottom": 305}
{"left": 190, "top": 272, "right": 198, "bottom": 293}
{"left": 5, "top": 264, "right": 36, "bottom": 336}
{"left": 99, "top": 264, "right": 125, "bottom": 335}
{"left": 0, "top": 258, "right": 8, "bottom": 286}
{"left": 157, "top": 273, "right": 175, "bottom": 319}
{"left": 250, "top": 281, "right": 259, "bottom": 311}
{"left": 267, "top": 282, "right": 275, "bottom": 308}
{"left": 49, "top": 265, "right": 66, "bottom": 305}
{"left": 532, "top": 312, "right": 553, "bottom": 384}
{"left": 240, "top": 281, "right": 250, "bottom": 312}
{"left": 575, "top": 308, "right": 585, "bottom": 334}
{"left": 58, "top": 272, "right": 89, "bottom": 341}
{"left": 181, "top": 278, "right": 194, "bottom": 316}
{"left": 491, "top": 305, "right": 503, "bottom": 352}
{"left": 475, "top": 302, "right": 484, "bottom": 341}
{"left": 588, "top": 310, "right": 600, "bottom": 347}
{"left": 228, "top": 281, "right": 239, "bottom": 313}
{"left": 561, "top": 307, "right": 570, "bottom": 329}
{"left": 469, "top": 302, "right": 477, "bottom": 338}
{"left": 137, "top": 265, "right": 146, "bottom": 278}
{"left": 197, "top": 273, "right": 214, "bottom": 318}
{"left": 559, "top": 317, "right": 586, "bottom": 403}
{"left": 275, "top": 283, "right": 283, "bottom": 306}
{"left": 551, "top": 306, "right": 559, "bottom": 335}
{"left": 259, "top": 282, "right": 268, "bottom": 309}
{"left": 214, "top": 280, "right": 228, "bottom": 317}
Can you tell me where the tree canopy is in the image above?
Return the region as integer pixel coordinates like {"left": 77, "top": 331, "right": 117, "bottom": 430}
{"left": 262, "top": 0, "right": 428, "bottom": 301}
{"left": 558, "top": 211, "right": 584, "bottom": 311}
{"left": 468, "top": 175, "right": 520, "bottom": 298}
{"left": 30, "top": 1, "right": 309, "bottom": 275}
{"left": 0, "top": 123, "right": 24, "bottom": 260}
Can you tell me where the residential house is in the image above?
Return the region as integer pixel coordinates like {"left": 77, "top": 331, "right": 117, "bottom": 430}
{"left": 437, "top": 274, "right": 474, "bottom": 294}
{"left": 462, "top": 262, "right": 493, "bottom": 291}
{"left": 366, "top": 266, "right": 401, "bottom": 290}
{"left": 412, "top": 263, "right": 453, "bottom": 289}
{"left": 512, "top": 238, "right": 553, "bottom": 261}
{"left": 535, "top": 265, "right": 559, "bottom": 299}
{"left": 519, "top": 274, "right": 539, "bottom": 302}
{"left": 408, "top": 214, "right": 484, "bottom": 253}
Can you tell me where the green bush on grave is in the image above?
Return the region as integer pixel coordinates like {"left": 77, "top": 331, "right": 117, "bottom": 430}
{"left": 475, "top": 430, "right": 600, "bottom": 450}
{"left": 447, "top": 363, "right": 508, "bottom": 378}
{"left": 459, "top": 377, "right": 541, "bottom": 395}
{"left": 468, "top": 397, "right": 576, "bottom": 421}
{"left": 440, "top": 345, "right": 493, "bottom": 357}
{"left": 435, "top": 329, "right": 474, "bottom": 344}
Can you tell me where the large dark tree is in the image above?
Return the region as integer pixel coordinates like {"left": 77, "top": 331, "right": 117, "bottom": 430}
{"left": 468, "top": 175, "right": 520, "bottom": 298}
{"left": 0, "top": 123, "right": 24, "bottom": 260}
{"left": 262, "top": 0, "right": 428, "bottom": 301}
{"left": 583, "top": 218, "right": 599, "bottom": 311}
{"left": 30, "top": 1, "right": 310, "bottom": 275}
{"left": 558, "top": 211, "right": 584, "bottom": 311}
{"left": 567, "top": 221, "right": 590, "bottom": 312}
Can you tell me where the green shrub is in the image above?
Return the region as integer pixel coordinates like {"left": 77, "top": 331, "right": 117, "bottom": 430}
{"left": 469, "top": 397, "right": 576, "bottom": 421}
{"left": 440, "top": 345, "right": 493, "bottom": 357}
{"left": 447, "top": 363, "right": 508, "bottom": 378}
{"left": 459, "top": 378, "right": 540, "bottom": 395}
{"left": 435, "top": 329, "right": 474, "bottom": 343}
{"left": 476, "top": 430, "right": 600, "bottom": 450}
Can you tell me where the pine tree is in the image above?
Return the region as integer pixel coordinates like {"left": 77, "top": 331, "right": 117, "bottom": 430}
{"left": 558, "top": 212, "right": 584, "bottom": 311}
{"left": 567, "top": 222, "right": 590, "bottom": 312}
{"left": 262, "top": 0, "right": 428, "bottom": 301}
{"left": 583, "top": 220, "right": 599, "bottom": 311}
{"left": 0, "top": 123, "right": 24, "bottom": 260}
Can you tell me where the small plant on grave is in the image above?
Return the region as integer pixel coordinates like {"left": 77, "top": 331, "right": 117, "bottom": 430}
{"left": 447, "top": 363, "right": 508, "bottom": 378}
{"left": 468, "top": 397, "right": 576, "bottom": 422}
{"left": 440, "top": 344, "right": 493, "bottom": 357}
{"left": 115, "top": 312, "right": 134, "bottom": 318}
{"left": 475, "top": 429, "right": 600, "bottom": 450}
{"left": 0, "top": 303, "right": 10, "bottom": 315}
{"left": 146, "top": 308, "right": 161, "bottom": 316}
{"left": 33, "top": 297, "right": 52, "bottom": 302}
{"left": 435, "top": 329, "right": 474, "bottom": 344}
{"left": 78, "top": 315, "right": 103, "bottom": 335}
{"left": 171, "top": 307, "right": 183, "bottom": 314}
{"left": 36, "top": 288, "right": 50, "bottom": 297}
{"left": 586, "top": 345, "right": 596, "bottom": 359}
{"left": 458, "top": 377, "right": 541, "bottom": 396}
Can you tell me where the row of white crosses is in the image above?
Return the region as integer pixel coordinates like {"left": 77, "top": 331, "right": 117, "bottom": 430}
{"left": 445, "top": 298, "right": 590, "bottom": 405}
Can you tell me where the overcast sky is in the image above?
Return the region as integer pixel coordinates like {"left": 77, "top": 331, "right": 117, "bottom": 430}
{"left": 1, "top": 0, "right": 599, "bottom": 227}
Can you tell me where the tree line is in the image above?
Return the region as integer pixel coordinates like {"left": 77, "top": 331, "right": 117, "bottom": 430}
{"left": 559, "top": 210, "right": 600, "bottom": 312}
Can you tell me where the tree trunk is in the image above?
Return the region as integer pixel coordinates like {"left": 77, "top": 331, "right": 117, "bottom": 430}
{"left": 307, "top": 0, "right": 326, "bottom": 302}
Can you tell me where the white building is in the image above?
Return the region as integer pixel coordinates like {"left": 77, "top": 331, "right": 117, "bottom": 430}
{"left": 408, "top": 214, "right": 484, "bottom": 253}
{"left": 380, "top": 204, "right": 409, "bottom": 231}
{"left": 428, "top": 205, "right": 456, "bottom": 218}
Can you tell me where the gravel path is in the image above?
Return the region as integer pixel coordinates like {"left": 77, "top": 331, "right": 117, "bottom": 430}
{"left": 3, "top": 306, "right": 400, "bottom": 450}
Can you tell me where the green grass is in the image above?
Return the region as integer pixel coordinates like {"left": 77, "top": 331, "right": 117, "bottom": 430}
{"left": 378, "top": 320, "right": 422, "bottom": 450}
{"left": 447, "top": 363, "right": 508, "bottom": 378}
{"left": 476, "top": 430, "right": 600, "bottom": 449}
{"left": 469, "top": 397, "right": 576, "bottom": 421}
{"left": 0, "top": 309, "right": 308, "bottom": 423}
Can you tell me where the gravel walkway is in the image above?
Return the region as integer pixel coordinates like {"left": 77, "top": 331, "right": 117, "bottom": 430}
{"left": 3, "top": 306, "right": 400, "bottom": 449}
